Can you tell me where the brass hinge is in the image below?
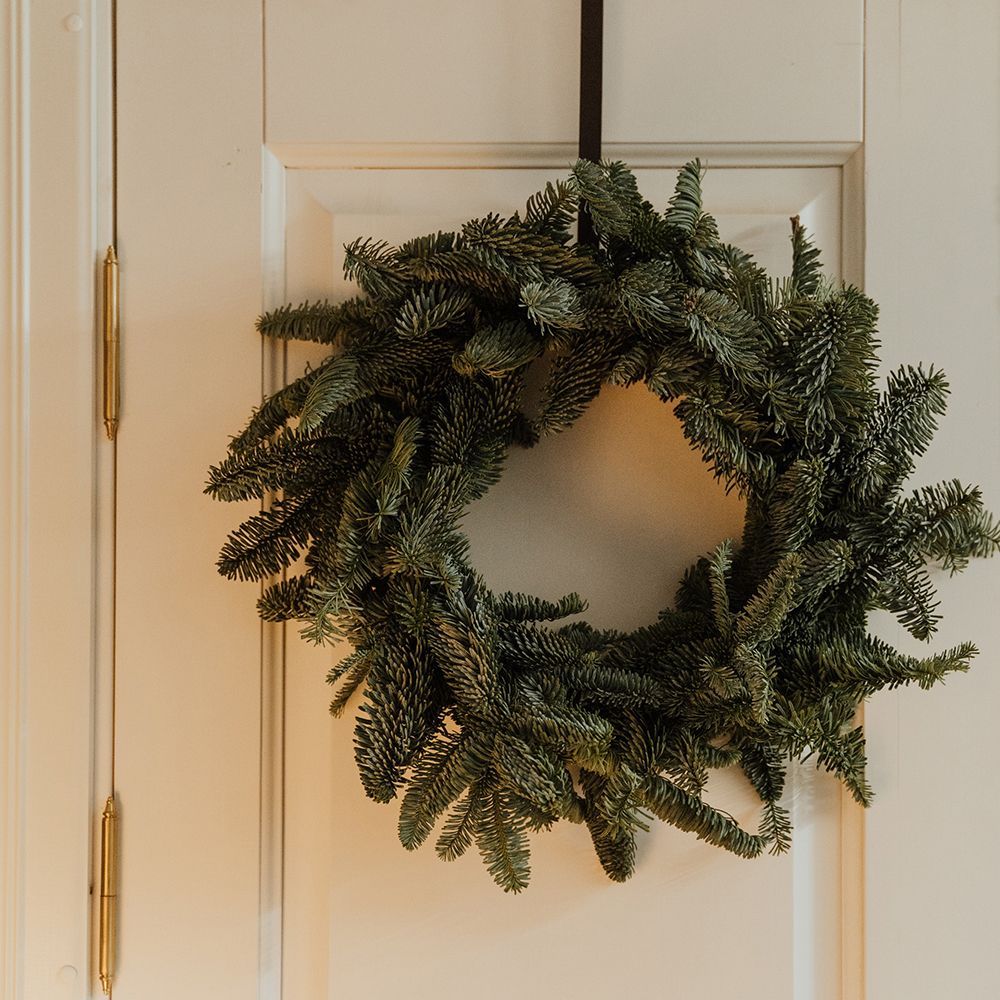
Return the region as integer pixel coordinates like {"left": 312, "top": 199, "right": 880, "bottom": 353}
{"left": 99, "top": 795, "right": 119, "bottom": 995}
{"left": 102, "top": 245, "right": 120, "bottom": 440}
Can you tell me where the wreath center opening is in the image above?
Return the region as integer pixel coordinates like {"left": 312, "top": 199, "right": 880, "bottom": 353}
{"left": 462, "top": 381, "right": 746, "bottom": 633}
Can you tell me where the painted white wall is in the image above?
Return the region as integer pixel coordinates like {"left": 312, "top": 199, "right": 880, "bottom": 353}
{"left": 865, "top": 3, "right": 1000, "bottom": 998}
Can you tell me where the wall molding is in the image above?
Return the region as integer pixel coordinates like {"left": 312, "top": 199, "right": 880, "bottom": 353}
{"left": 2, "top": 2, "right": 111, "bottom": 997}
{"left": 258, "top": 146, "right": 287, "bottom": 1000}
{"left": 267, "top": 140, "right": 862, "bottom": 172}
{"left": 0, "top": 0, "right": 29, "bottom": 996}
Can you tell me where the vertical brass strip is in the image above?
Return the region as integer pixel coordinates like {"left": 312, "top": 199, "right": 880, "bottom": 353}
{"left": 102, "top": 246, "right": 119, "bottom": 440}
{"left": 99, "top": 795, "right": 118, "bottom": 995}
{"left": 100, "top": 5, "right": 121, "bottom": 995}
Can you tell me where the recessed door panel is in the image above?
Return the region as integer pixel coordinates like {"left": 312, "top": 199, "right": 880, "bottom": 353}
{"left": 273, "top": 160, "right": 852, "bottom": 1000}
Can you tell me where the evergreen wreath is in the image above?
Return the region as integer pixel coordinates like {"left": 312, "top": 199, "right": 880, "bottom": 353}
{"left": 207, "top": 160, "right": 999, "bottom": 892}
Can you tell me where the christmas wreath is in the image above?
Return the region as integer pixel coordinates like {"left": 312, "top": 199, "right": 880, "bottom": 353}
{"left": 207, "top": 161, "right": 999, "bottom": 892}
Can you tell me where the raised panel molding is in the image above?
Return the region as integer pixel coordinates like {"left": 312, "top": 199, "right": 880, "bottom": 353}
{"left": 265, "top": 154, "right": 862, "bottom": 999}
{"left": 0, "top": 3, "right": 29, "bottom": 996}
{"left": 268, "top": 140, "right": 861, "bottom": 171}
{"left": 2, "top": 3, "right": 112, "bottom": 999}
{"left": 265, "top": 1, "right": 863, "bottom": 146}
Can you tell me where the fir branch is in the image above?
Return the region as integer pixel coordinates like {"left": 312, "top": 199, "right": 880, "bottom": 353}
{"left": 789, "top": 215, "right": 823, "bottom": 297}
{"left": 217, "top": 496, "right": 314, "bottom": 581}
{"left": 328, "top": 650, "right": 373, "bottom": 718}
{"left": 707, "top": 540, "right": 736, "bottom": 636}
{"left": 640, "top": 775, "right": 766, "bottom": 859}
{"left": 298, "top": 353, "right": 364, "bottom": 431}
{"left": 488, "top": 591, "right": 587, "bottom": 624}
{"left": 258, "top": 575, "right": 314, "bottom": 622}
{"left": 228, "top": 365, "right": 325, "bottom": 452}
{"left": 877, "top": 557, "right": 941, "bottom": 640}
{"left": 257, "top": 297, "right": 379, "bottom": 344}
{"left": 436, "top": 784, "right": 485, "bottom": 861}
{"left": 394, "top": 285, "right": 472, "bottom": 339}
{"left": 816, "top": 635, "right": 977, "bottom": 696}
{"left": 766, "top": 458, "right": 826, "bottom": 556}
{"left": 734, "top": 553, "right": 803, "bottom": 646}
{"left": 475, "top": 788, "right": 531, "bottom": 893}
{"left": 740, "top": 744, "right": 792, "bottom": 855}
{"left": 570, "top": 159, "right": 639, "bottom": 240}
{"left": 535, "top": 330, "right": 626, "bottom": 436}
{"left": 664, "top": 160, "right": 704, "bottom": 235}
{"left": 493, "top": 735, "right": 573, "bottom": 814}
{"left": 897, "top": 479, "right": 1000, "bottom": 573}
{"left": 617, "top": 260, "right": 683, "bottom": 331}
{"left": 522, "top": 179, "right": 578, "bottom": 241}
{"left": 354, "top": 642, "right": 443, "bottom": 803}
{"left": 584, "top": 795, "right": 637, "bottom": 882}
{"left": 398, "top": 731, "right": 489, "bottom": 850}
{"left": 686, "top": 288, "right": 766, "bottom": 381}
{"left": 343, "top": 237, "right": 413, "bottom": 299}
{"left": 453, "top": 321, "right": 541, "bottom": 377}
{"left": 520, "top": 277, "right": 587, "bottom": 334}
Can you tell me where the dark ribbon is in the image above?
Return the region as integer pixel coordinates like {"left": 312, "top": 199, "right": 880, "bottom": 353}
{"left": 578, "top": 0, "right": 604, "bottom": 245}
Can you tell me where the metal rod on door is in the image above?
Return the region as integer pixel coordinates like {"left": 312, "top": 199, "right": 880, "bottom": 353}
{"left": 577, "top": 0, "right": 604, "bottom": 245}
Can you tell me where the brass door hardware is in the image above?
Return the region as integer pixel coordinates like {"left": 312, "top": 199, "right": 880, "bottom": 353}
{"left": 102, "top": 245, "right": 120, "bottom": 440}
{"left": 98, "top": 795, "right": 118, "bottom": 995}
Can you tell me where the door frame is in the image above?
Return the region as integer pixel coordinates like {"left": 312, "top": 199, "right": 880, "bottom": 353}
{"left": 1, "top": 2, "right": 114, "bottom": 998}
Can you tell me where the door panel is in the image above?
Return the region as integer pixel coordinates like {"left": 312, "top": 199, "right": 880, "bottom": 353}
{"left": 265, "top": 0, "right": 863, "bottom": 144}
{"left": 863, "top": 4, "right": 1000, "bottom": 998}
{"left": 275, "top": 161, "right": 855, "bottom": 999}
{"left": 115, "top": 6, "right": 264, "bottom": 998}
{"left": 115, "top": 4, "right": 864, "bottom": 997}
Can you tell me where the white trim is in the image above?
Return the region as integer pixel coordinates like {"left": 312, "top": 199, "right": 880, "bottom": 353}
{"left": 90, "top": 0, "right": 117, "bottom": 992}
{"left": 267, "top": 140, "right": 862, "bottom": 171}
{"left": 0, "top": 1, "right": 29, "bottom": 997}
{"left": 839, "top": 147, "right": 867, "bottom": 1000}
{"left": 258, "top": 146, "right": 287, "bottom": 1000}
{"left": 864, "top": 2, "right": 1000, "bottom": 996}
{"left": 2, "top": 2, "right": 108, "bottom": 997}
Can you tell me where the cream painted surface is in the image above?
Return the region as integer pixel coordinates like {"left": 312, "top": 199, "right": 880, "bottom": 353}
{"left": 112, "top": 5, "right": 263, "bottom": 998}
{"left": 8, "top": 1, "right": 998, "bottom": 998}
{"left": 1, "top": 3, "right": 109, "bottom": 999}
{"left": 278, "top": 165, "right": 853, "bottom": 1000}
{"left": 265, "top": 0, "right": 863, "bottom": 144}
{"left": 864, "top": 3, "right": 1000, "bottom": 998}
{"left": 119, "top": 3, "right": 865, "bottom": 998}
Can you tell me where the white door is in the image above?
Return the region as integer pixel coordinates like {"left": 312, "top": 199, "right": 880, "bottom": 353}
{"left": 83, "top": 3, "right": 997, "bottom": 999}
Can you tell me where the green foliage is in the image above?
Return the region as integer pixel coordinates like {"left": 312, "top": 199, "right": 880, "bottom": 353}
{"left": 520, "top": 277, "right": 587, "bottom": 335}
{"left": 256, "top": 297, "right": 382, "bottom": 345}
{"left": 436, "top": 784, "right": 485, "bottom": 861}
{"left": 789, "top": 215, "right": 822, "bottom": 296}
{"left": 640, "top": 775, "right": 767, "bottom": 859}
{"left": 476, "top": 788, "right": 531, "bottom": 893}
{"left": 299, "top": 354, "right": 364, "bottom": 430}
{"left": 209, "top": 160, "right": 997, "bottom": 891}
{"left": 665, "top": 160, "right": 705, "bottom": 234}
{"left": 453, "top": 320, "right": 540, "bottom": 377}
